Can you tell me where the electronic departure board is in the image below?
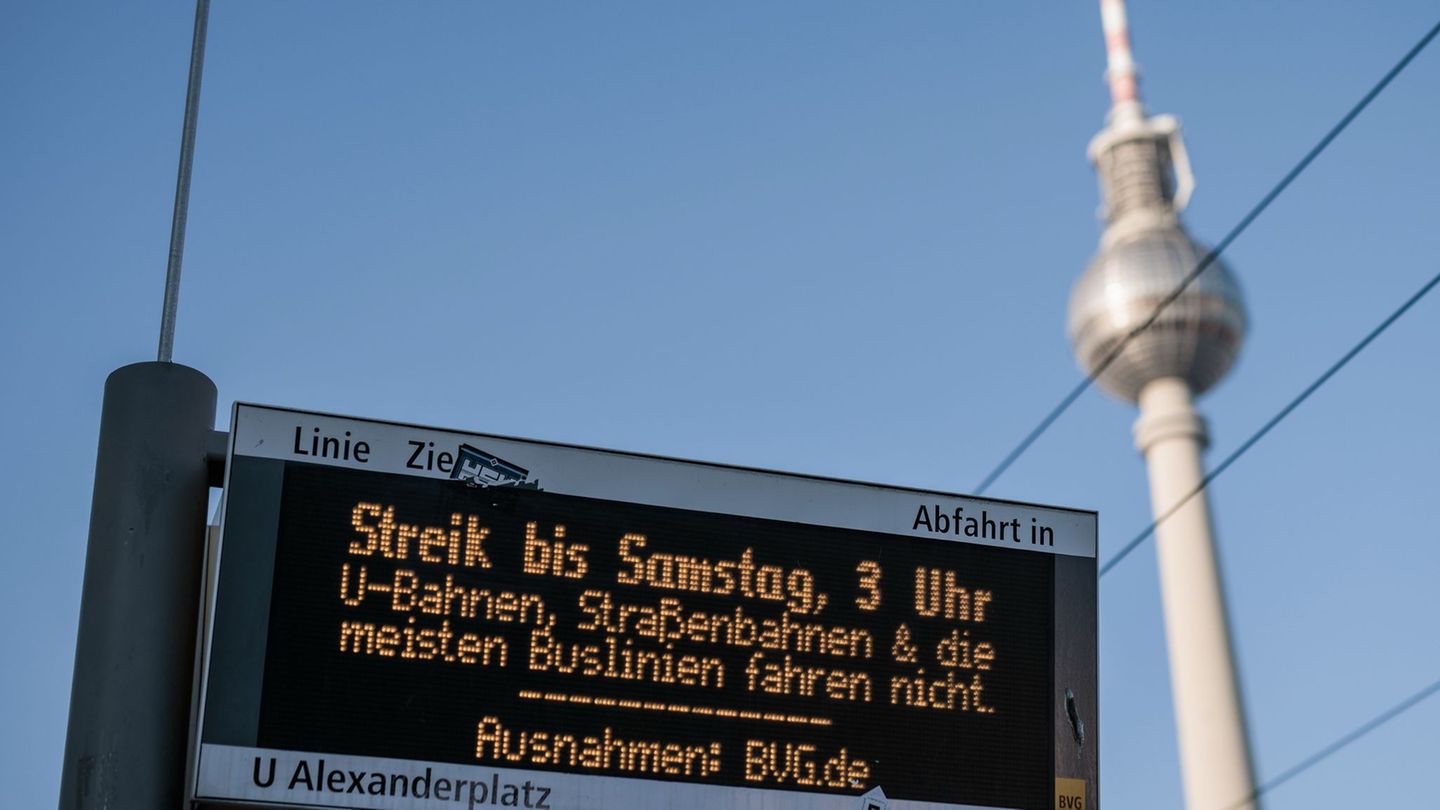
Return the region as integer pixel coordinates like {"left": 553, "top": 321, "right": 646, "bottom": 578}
{"left": 193, "top": 404, "right": 1097, "bottom": 810}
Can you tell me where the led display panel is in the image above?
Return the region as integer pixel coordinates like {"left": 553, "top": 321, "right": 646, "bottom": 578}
{"left": 193, "top": 404, "right": 1098, "bottom": 810}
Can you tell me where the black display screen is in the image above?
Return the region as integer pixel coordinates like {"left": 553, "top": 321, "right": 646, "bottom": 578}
{"left": 234, "top": 460, "right": 1058, "bottom": 808}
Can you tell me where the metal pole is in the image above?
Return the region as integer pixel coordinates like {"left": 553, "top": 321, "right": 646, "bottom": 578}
{"left": 1135, "top": 377, "right": 1259, "bottom": 810}
{"left": 59, "top": 362, "right": 218, "bottom": 810}
{"left": 158, "top": 0, "right": 211, "bottom": 364}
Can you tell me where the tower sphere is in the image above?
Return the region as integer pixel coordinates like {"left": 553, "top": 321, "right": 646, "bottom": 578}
{"left": 1068, "top": 227, "right": 1246, "bottom": 403}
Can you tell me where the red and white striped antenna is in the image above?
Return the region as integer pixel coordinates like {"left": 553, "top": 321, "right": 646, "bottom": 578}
{"left": 1099, "top": 0, "right": 1144, "bottom": 121}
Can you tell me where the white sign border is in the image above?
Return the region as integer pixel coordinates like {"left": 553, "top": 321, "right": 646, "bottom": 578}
{"left": 197, "top": 744, "right": 1017, "bottom": 810}
{"left": 229, "top": 402, "right": 1096, "bottom": 558}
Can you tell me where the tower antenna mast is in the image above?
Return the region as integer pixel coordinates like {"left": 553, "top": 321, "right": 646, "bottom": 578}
{"left": 1100, "top": 0, "right": 1142, "bottom": 116}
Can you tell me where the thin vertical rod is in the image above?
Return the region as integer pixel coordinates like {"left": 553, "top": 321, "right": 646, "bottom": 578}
{"left": 158, "top": 0, "right": 211, "bottom": 363}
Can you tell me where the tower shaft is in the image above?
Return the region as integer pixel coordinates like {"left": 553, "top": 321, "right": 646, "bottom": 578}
{"left": 1135, "top": 376, "right": 1258, "bottom": 810}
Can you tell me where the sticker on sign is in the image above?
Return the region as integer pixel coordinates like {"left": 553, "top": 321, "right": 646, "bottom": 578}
{"left": 859, "top": 786, "right": 890, "bottom": 810}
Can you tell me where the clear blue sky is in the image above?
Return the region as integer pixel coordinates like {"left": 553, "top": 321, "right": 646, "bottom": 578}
{"left": 3, "top": 2, "right": 1438, "bottom": 807}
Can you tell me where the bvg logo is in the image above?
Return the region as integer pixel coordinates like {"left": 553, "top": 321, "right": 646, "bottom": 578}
{"left": 1055, "top": 778, "right": 1086, "bottom": 810}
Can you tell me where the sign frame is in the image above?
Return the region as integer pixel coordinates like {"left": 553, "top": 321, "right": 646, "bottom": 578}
{"left": 190, "top": 403, "right": 1098, "bottom": 810}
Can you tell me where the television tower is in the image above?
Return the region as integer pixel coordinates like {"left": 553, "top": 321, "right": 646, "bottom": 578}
{"left": 1067, "top": 1, "right": 1259, "bottom": 808}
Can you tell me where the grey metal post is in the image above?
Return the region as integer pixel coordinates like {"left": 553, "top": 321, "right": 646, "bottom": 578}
{"left": 59, "top": 362, "right": 217, "bottom": 810}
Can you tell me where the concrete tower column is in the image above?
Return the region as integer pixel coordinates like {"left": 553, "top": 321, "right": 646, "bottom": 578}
{"left": 1134, "top": 376, "right": 1258, "bottom": 810}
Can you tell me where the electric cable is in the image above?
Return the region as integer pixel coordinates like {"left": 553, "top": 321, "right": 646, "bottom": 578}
{"left": 1218, "top": 675, "right": 1440, "bottom": 810}
{"left": 974, "top": 18, "right": 1440, "bottom": 495}
{"left": 1099, "top": 267, "right": 1440, "bottom": 577}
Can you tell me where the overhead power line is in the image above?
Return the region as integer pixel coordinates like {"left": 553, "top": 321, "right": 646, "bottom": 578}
{"left": 1220, "top": 675, "right": 1440, "bottom": 810}
{"left": 974, "top": 17, "right": 1440, "bottom": 495}
{"left": 1099, "top": 267, "right": 1440, "bottom": 577}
